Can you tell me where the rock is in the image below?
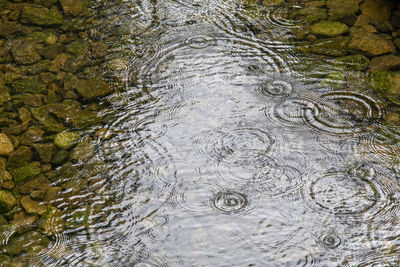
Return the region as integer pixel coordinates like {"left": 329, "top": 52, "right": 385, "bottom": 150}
{"left": 0, "top": 157, "right": 6, "bottom": 171}
{"left": 359, "top": 0, "right": 391, "bottom": 28}
{"left": 0, "top": 190, "right": 16, "bottom": 212}
{"left": 37, "top": 44, "right": 65, "bottom": 59}
{"left": 59, "top": 0, "right": 84, "bottom": 16}
{"left": 21, "top": 6, "right": 63, "bottom": 26}
{"left": 0, "top": 133, "right": 13, "bottom": 155}
{"left": 11, "top": 212, "right": 38, "bottom": 233}
{"left": 32, "top": 143, "right": 56, "bottom": 163}
{"left": 310, "top": 21, "right": 349, "bottom": 37}
{"left": 71, "top": 137, "right": 94, "bottom": 161}
{"left": 3, "top": 230, "right": 49, "bottom": 255}
{"left": 0, "top": 171, "right": 14, "bottom": 190}
{"left": 7, "top": 146, "right": 33, "bottom": 169}
{"left": 30, "top": 190, "right": 46, "bottom": 200}
{"left": 66, "top": 40, "right": 88, "bottom": 56}
{"left": 19, "top": 127, "right": 44, "bottom": 146}
{"left": 38, "top": 205, "right": 63, "bottom": 235}
{"left": 290, "top": 7, "right": 327, "bottom": 23}
{"left": 21, "top": 196, "right": 46, "bottom": 215}
{"left": 12, "top": 79, "right": 47, "bottom": 94}
{"left": 370, "top": 55, "right": 400, "bottom": 72}
{"left": 0, "top": 22, "right": 23, "bottom": 38}
{"left": 262, "top": 0, "right": 283, "bottom": 6}
{"left": 54, "top": 132, "right": 80, "bottom": 150}
{"left": 74, "top": 78, "right": 113, "bottom": 99}
{"left": 326, "top": 0, "right": 362, "bottom": 20}
{"left": 309, "top": 36, "right": 350, "bottom": 56}
{"left": 11, "top": 41, "right": 41, "bottom": 65}
{"left": 13, "top": 94, "right": 43, "bottom": 107}
{"left": 321, "top": 72, "right": 346, "bottom": 89}
{"left": 10, "top": 162, "right": 41, "bottom": 184}
{"left": 369, "top": 71, "right": 400, "bottom": 105}
{"left": 44, "top": 186, "right": 61, "bottom": 201}
{"left": 30, "top": 106, "right": 66, "bottom": 133}
{"left": 349, "top": 27, "right": 395, "bottom": 56}
{"left": 0, "top": 84, "right": 10, "bottom": 106}
{"left": 333, "top": 54, "right": 370, "bottom": 71}
{"left": 19, "top": 176, "right": 51, "bottom": 194}
{"left": 51, "top": 150, "right": 69, "bottom": 165}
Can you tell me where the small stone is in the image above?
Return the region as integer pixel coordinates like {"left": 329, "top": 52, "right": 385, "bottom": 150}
{"left": 10, "top": 162, "right": 41, "bottom": 184}
{"left": 262, "top": 0, "right": 284, "bottom": 6}
{"left": 51, "top": 150, "right": 69, "bottom": 165}
{"left": 359, "top": 0, "right": 391, "bottom": 28}
{"left": 12, "top": 79, "right": 47, "bottom": 94}
{"left": 60, "top": 0, "right": 84, "bottom": 16}
{"left": 370, "top": 55, "right": 400, "bottom": 72}
{"left": 11, "top": 41, "right": 41, "bottom": 65}
{"left": 75, "top": 78, "right": 113, "bottom": 99}
{"left": 369, "top": 71, "right": 400, "bottom": 105}
{"left": 310, "top": 36, "right": 350, "bottom": 56}
{"left": 7, "top": 146, "right": 33, "bottom": 169}
{"left": 21, "top": 6, "right": 63, "bottom": 26}
{"left": 38, "top": 205, "right": 63, "bottom": 235}
{"left": 0, "top": 170, "right": 14, "bottom": 189}
{"left": 326, "top": 0, "right": 362, "bottom": 20}
{"left": 333, "top": 54, "right": 370, "bottom": 71}
{"left": 54, "top": 132, "right": 80, "bottom": 150}
{"left": 70, "top": 137, "right": 94, "bottom": 161}
{"left": 0, "top": 190, "right": 16, "bottom": 212}
{"left": 0, "top": 133, "right": 13, "bottom": 155}
{"left": 21, "top": 196, "right": 46, "bottom": 215}
{"left": 4, "top": 230, "right": 49, "bottom": 255}
{"left": 11, "top": 212, "right": 38, "bottom": 233}
{"left": 349, "top": 27, "right": 395, "bottom": 56}
{"left": 30, "top": 190, "right": 46, "bottom": 200}
{"left": 45, "top": 186, "right": 61, "bottom": 201}
{"left": 32, "top": 143, "right": 56, "bottom": 163}
{"left": 310, "top": 21, "right": 349, "bottom": 37}
{"left": 19, "top": 176, "right": 51, "bottom": 194}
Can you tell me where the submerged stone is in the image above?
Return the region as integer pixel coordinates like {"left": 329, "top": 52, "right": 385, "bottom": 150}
{"left": 10, "top": 162, "right": 41, "bottom": 184}
{"left": 51, "top": 150, "right": 69, "bottom": 165}
{"left": 38, "top": 205, "right": 63, "bottom": 236}
{"left": 75, "top": 78, "right": 113, "bottom": 99}
{"left": 12, "top": 79, "right": 46, "bottom": 94}
{"left": 0, "top": 190, "right": 16, "bottom": 212}
{"left": 60, "top": 0, "right": 84, "bottom": 16}
{"left": 21, "top": 6, "right": 63, "bottom": 26}
{"left": 0, "top": 170, "right": 14, "bottom": 190}
{"left": 369, "top": 71, "right": 400, "bottom": 105}
{"left": 291, "top": 7, "right": 327, "bottom": 23}
{"left": 21, "top": 196, "right": 46, "bottom": 215}
{"left": 349, "top": 27, "right": 395, "bottom": 56}
{"left": 30, "top": 106, "right": 66, "bottom": 133}
{"left": 11, "top": 41, "right": 41, "bottom": 65}
{"left": 333, "top": 54, "right": 370, "bottom": 71}
{"left": 326, "top": 0, "right": 362, "bottom": 20}
{"left": 310, "top": 21, "right": 349, "bottom": 37}
{"left": 19, "top": 176, "right": 51, "bottom": 194}
{"left": 32, "top": 143, "right": 56, "bottom": 163}
{"left": 0, "top": 134, "right": 13, "bottom": 156}
{"left": 54, "top": 132, "right": 80, "bottom": 150}
{"left": 359, "top": 0, "right": 391, "bottom": 28}
{"left": 7, "top": 146, "right": 33, "bottom": 169}
{"left": 370, "top": 55, "right": 400, "bottom": 72}
{"left": 309, "top": 36, "right": 350, "bottom": 56}
{"left": 71, "top": 137, "right": 94, "bottom": 161}
{"left": 3, "top": 230, "right": 50, "bottom": 256}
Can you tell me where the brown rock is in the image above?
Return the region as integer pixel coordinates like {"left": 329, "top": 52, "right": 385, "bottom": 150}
{"left": 370, "top": 55, "right": 400, "bottom": 72}
{"left": 21, "top": 196, "right": 46, "bottom": 215}
{"left": 0, "top": 133, "right": 14, "bottom": 155}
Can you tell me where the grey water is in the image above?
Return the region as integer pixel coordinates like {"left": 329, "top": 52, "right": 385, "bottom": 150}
{"left": 26, "top": 0, "right": 400, "bottom": 266}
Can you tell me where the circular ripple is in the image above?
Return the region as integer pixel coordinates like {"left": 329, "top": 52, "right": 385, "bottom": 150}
{"left": 264, "top": 5, "right": 303, "bottom": 28}
{"left": 318, "top": 233, "right": 342, "bottom": 249}
{"left": 184, "top": 35, "right": 216, "bottom": 49}
{"left": 306, "top": 92, "right": 382, "bottom": 134}
{"left": 170, "top": 182, "right": 223, "bottom": 214}
{"left": 362, "top": 126, "right": 400, "bottom": 162}
{"left": 256, "top": 74, "right": 297, "bottom": 98}
{"left": 309, "top": 173, "right": 379, "bottom": 215}
{"left": 211, "top": 191, "right": 248, "bottom": 214}
{"left": 149, "top": 158, "right": 200, "bottom": 185}
{"left": 194, "top": 125, "right": 276, "bottom": 166}
{"left": 266, "top": 97, "right": 319, "bottom": 130}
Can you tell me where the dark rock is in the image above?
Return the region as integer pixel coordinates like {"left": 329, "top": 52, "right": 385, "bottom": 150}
{"left": 51, "top": 150, "right": 69, "bottom": 165}
{"left": 12, "top": 79, "right": 46, "bottom": 94}
{"left": 349, "top": 26, "right": 395, "bottom": 56}
{"left": 7, "top": 146, "right": 33, "bottom": 169}
{"left": 32, "top": 143, "right": 56, "bottom": 163}
{"left": 10, "top": 162, "right": 41, "bottom": 184}
{"left": 21, "top": 6, "right": 63, "bottom": 26}
{"left": 370, "top": 55, "right": 400, "bottom": 72}
{"left": 19, "top": 176, "right": 50, "bottom": 194}
{"left": 309, "top": 36, "right": 350, "bottom": 56}
{"left": 11, "top": 41, "right": 41, "bottom": 65}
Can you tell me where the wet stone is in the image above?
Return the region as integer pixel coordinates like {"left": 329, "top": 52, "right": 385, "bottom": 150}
{"left": 0, "top": 190, "right": 16, "bottom": 212}
{"left": 333, "top": 54, "right": 370, "bottom": 71}
{"left": 349, "top": 26, "right": 396, "bottom": 56}
{"left": 54, "top": 132, "right": 80, "bottom": 150}
{"left": 60, "top": 0, "right": 84, "bottom": 16}
{"left": 369, "top": 70, "right": 400, "bottom": 105}
{"left": 309, "top": 36, "right": 350, "bottom": 56}
{"left": 11, "top": 41, "right": 41, "bottom": 65}
{"left": 0, "top": 133, "right": 13, "bottom": 155}
{"left": 370, "top": 55, "right": 400, "bottom": 72}
{"left": 21, "top": 196, "right": 46, "bottom": 216}
{"left": 310, "top": 21, "right": 349, "bottom": 37}
{"left": 71, "top": 137, "right": 94, "bottom": 161}
{"left": 3, "top": 230, "right": 50, "bottom": 256}
{"left": 326, "top": 0, "right": 362, "bottom": 20}
{"left": 32, "top": 143, "right": 56, "bottom": 163}
{"left": 38, "top": 205, "right": 63, "bottom": 235}
{"left": 0, "top": 170, "right": 14, "bottom": 190}
{"left": 21, "top": 6, "right": 63, "bottom": 26}
{"left": 7, "top": 146, "right": 33, "bottom": 169}
{"left": 10, "top": 162, "right": 41, "bottom": 185}
{"left": 11, "top": 212, "right": 38, "bottom": 233}
{"left": 359, "top": 0, "right": 391, "bottom": 28}
{"left": 19, "top": 176, "right": 50, "bottom": 194}
{"left": 51, "top": 149, "right": 69, "bottom": 166}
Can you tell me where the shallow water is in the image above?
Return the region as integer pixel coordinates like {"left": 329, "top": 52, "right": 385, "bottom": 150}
{"left": 10, "top": 0, "right": 400, "bottom": 266}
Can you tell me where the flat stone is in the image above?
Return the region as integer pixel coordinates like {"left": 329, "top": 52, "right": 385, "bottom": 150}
{"left": 0, "top": 133, "right": 13, "bottom": 155}
{"left": 310, "top": 21, "right": 349, "bottom": 37}
{"left": 359, "top": 0, "right": 391, "bottom": 27}
{"left": 21, "top": 196, "right": 46, "bottom": 215}
{"left": 10, "top": 162, "right": 41, "bottom": 184}
{"left": 11, "top": 41, "right": 41, "bottom": 65}
{"left": 326, "top": 0, "right": 362, "bottom": 20}
{"left": 0, "top": 190, "right": 16, "bottom": 212}
{"left": 21, "top": 6, "right": 63, "bottom": 26}
{"left": 54, "top": 132, "right": 80, "bottom": 150}
{"left": 0, "top": 170, "right": 14, "bottom": 190}
{"left": 370, "top": 55, "right": 400, "bottom": 72}
{"left": 19, "top": 176, "right": 51, "bottom": 194}
{"left": 7, "top": 146, "right": 33, "bottom": 169}
{"left": 369, "top": 71, "right": 400, "bottom": 105}
{"left": 12, "top": 79, "right": 47, "bottom": 94}
{"left": 349, "top": 27, "right": 395, "bottom": 56}
{"left": 32, "top": 143, "right": 56, "bottom": 163}
{"left": 310, "top": 36, "right": 350, "bottom": 56}
{"left": 333, "top": 54, "right": 370, "bottom": 71}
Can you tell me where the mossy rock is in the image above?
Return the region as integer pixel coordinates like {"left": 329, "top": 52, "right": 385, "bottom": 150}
{"left": 70, "top": 137, "right": 94, "bottom": 161}
{"left": 290, "top": 7, "right": 327, "bottom": 23}
{"left": 349, "top": 27, "right": 395, "bottom": 56}
{"left": 333, "top": 54, "right": 370, "bottom": 71}
{"left": 12, "top": 79, "right": 46, "bottom": 94}
{"left": 75, "top": 78, "right": 113, "bottom": 99}
{"left": 32, "top": 143, "right": 56, "bottom": 163}
{"left": 7, "top": 146, "right": 33, "bottom": 169}
{"left": 369, "top": 71, "right": 400, "bottom": 105}
{"left": 11, "top": 41, "right": 41, "bottom": 65}
{"left": 3, "top": 230, "right": 50, "bottom": 256}
{"left": 38, "top": 205, "right": 63, "bottom": 236}
{"left": 310, "top": 21, "right": 349, "bottom": 37}
{"left": 54, "top": 132, "right": 80, "bottom": 150}
{"left": 30, "top": 106, "right": 66, "bottom": 133}
{"left": 326, "top": 0, "right": 362, "bottom": 20}
{"left": 321, "top": 72, "right": 346, "bottom": 89}
{"left": 309, "top": 36, "right": 350, "bottom": 56}
{"left": 10, "top": 162, "right": 41, "bottom": 185}
{"left": 19, "top": 176, "right": 51, "bottom": 194}
{"left": 21, "top": 196, "right": 46, "bottom": 216}
{"left": 0, "top": 133, "right": 13, "bottom": 156}
{"left": 0, "top": 190, "right": 16, "bottom": 212}
{"left": 21, "top": 6, "right": 63, "bottom": 26}
{"left": 359, "top": 0, "right": 391, "bottom": 27}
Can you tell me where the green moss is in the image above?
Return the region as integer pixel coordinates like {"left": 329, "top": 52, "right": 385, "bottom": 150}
{"left": 10, "top": 162, "right": 41, "bottom": 185}
{"left": 12, "top": 80, "right": 46, "bottom": 94}
{"left": 333, "top": 54, "right": 370, "bottom": 71}
{"left": 310, "top": 21, "right": 349, "bottom": 37}
{"left": 54, "top": 132, "right": 80, "bottom": 150}
{"left": 21, "top": 6, "right": 63, "bottom": 26}
{"left": 0, "top": 190, "right": 16, "bottom": 212}
{"left": 310, "top": 36, "right": 350, "bottom": 56}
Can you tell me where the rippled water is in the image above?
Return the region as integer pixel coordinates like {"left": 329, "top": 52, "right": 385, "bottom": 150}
{"left": 15, "top": 0, "right": 400, "bottom": 266}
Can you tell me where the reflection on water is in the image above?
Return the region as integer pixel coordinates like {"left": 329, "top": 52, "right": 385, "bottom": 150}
{"left": 5, "top": 0, "right": 400, "bottom": 266}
